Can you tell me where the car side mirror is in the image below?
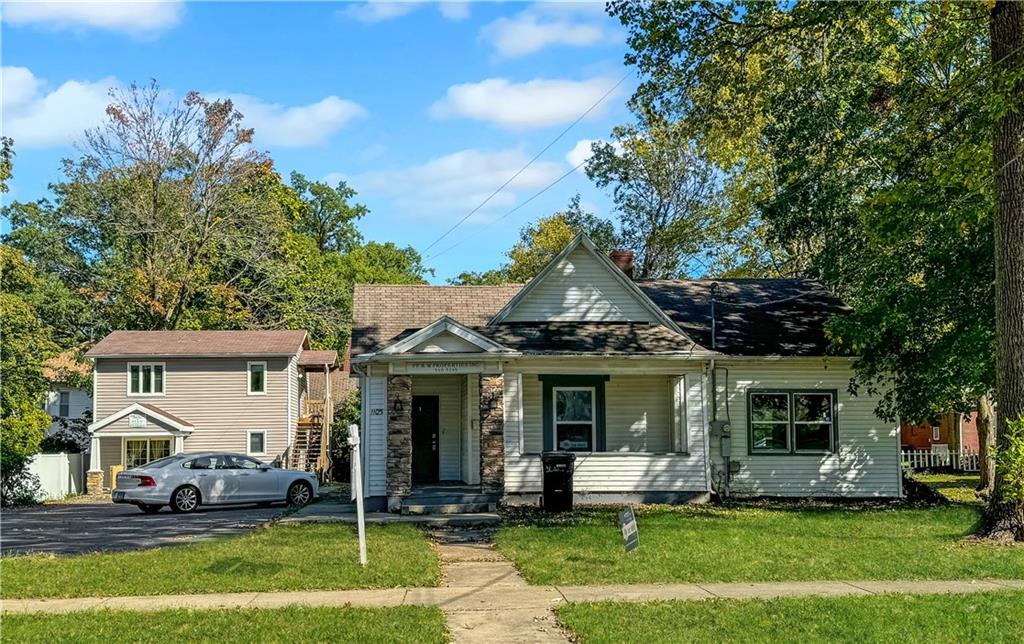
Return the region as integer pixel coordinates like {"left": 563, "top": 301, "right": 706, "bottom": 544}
{"left": 259, "top": 465, "right": 271, "bottom": 471}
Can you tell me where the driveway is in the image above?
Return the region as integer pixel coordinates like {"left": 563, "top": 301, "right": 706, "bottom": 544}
{"left": 1, "top": 501, "right": 285, "bottom": 557}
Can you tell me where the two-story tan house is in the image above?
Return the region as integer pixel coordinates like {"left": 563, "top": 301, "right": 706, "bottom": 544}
{"left": 85, "top": 330, "right": 340, "bottom": 490}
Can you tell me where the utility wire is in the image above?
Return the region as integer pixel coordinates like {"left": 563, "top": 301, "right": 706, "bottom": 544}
{"left": 421, "top": 72, "right": 632, "bottom": 254}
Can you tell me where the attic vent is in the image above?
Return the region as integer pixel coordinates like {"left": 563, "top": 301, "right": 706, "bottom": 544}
{"left": 609, "top": 250, "right": 635, "bottom": 279}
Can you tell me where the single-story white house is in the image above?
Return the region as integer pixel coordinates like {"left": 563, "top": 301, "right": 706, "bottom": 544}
{"left": 350, "top": 234, "right": 901, "bottom": 512}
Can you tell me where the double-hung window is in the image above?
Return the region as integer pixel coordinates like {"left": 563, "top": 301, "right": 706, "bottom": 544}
{"left": 748, "top": 390, "right": 836, "bottom": 454}
{"left": 58, "top": 391, "right": 70, "bottom": 417}
{"left": 247, "top": 361, "right": 267, "bottom": 395}
{"left": 128, "top": 363, "right": 165, "bottom": 395}
{"left": 247, "top": 430, "right": 267, "bottom": 456}
{"left": 553, "top": 387, "right": 595, "bottom": 452}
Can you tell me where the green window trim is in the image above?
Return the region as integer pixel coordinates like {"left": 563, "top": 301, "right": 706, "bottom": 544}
{"left": 540, "top": 375, "right": 608, "bottom": 452}
{"left": 746, "top": 388, "right": 839, "bottom": 455}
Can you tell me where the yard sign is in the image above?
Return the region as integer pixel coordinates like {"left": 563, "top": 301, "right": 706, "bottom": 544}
{"left": 619, "top": 507, "right": 639, "bottom": 552}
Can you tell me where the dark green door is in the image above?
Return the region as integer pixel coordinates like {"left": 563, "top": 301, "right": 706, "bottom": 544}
{"left": 412, "top": 396, "right": 440, "bottom": 483}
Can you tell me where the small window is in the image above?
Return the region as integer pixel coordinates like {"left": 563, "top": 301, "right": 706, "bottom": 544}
{"left": 553, "top": 387, "right": 595, "bottom": 452}
{"left": 749, "top": 390, "right": 837, "bottom": 455}
{"left": 58, "top": 391, "right": 70, "bottom": 417}
{"left": 128, "top": 363, "right": 165, "bottom": 395}
{"left": 247, "top": 431, "right": 267, "bottom": 456}
{"left": 247, "top": 362, "right": 267, "bottom": 395}
{"left": 932, "top": 426, "right": 941, "bottom": 441}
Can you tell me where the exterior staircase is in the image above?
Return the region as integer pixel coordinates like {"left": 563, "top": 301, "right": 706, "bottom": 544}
{"left": 287, "top": 398, "right": 329, "bottom": 476}
{"left": 400, "top": 485, "right": 499, "bottom": 515}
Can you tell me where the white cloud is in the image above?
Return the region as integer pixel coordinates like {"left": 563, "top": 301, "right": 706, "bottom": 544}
{"left": 342, "top": 1, "right": 422, "bottom": 23}
{"left": 566, "top": 137, "right": 622, "bottom": 172}
{"left": 438, "top": 2, "right": 470, "bottom": 20}
{"left": 1, "top": 66, "right": 113, "bottom": 148}
{"left": 226, "top": 94, "right": 367, "bottom": 148}
{"left": 480, "top": 2, "right": 619, "bottom": 58}
{"left": 431, "top": 76, "right": 620, "bottom": 129}
{"left": 2, "top": 1, "right": 184, "bottom": 37}
{"left": 352, "top": 148, "right": 565, "bottom": 217}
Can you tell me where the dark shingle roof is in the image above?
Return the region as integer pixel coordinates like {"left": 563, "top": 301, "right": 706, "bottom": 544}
{"left": 86, "top": 330, "right": 308, "bottom": 358}
{"left": 350, "top": 284, "right": 524, "bottom": 357}
{"left": 477, "top": 322, "right": 699, "bottom": 355}
{"left": 638, "top": 279, "right": 849, "bottom": 356}
{"left": 350, "top": 279, "right": 847, "bottom": 358}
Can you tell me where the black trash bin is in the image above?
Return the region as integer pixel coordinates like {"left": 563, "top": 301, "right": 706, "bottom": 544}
{"left": 541, "top": 451, "right": 576, "bottom": 512}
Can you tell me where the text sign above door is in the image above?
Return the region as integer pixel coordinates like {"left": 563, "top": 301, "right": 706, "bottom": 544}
{"left": 406, "top": 361, "right": 484, "bottom": 375}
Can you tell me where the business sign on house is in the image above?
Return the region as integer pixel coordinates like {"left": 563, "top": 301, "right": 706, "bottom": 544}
{"left": 127, "top": 413, "right": 148, "bottom": 428}
{"left": 620, "top": 507, "right": 639, "bottom": 552}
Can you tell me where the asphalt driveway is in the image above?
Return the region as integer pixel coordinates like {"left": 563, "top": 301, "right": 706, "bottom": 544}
{"left": 0, "top": 501, "right": 285, "bottom": 557}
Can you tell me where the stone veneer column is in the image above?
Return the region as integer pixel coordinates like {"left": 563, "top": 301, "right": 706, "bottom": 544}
{"left": 386, "top": 375, "right": 413, "bottom": 510}
{"left": 479, "top": 374, "right": 505, "bottom": 494}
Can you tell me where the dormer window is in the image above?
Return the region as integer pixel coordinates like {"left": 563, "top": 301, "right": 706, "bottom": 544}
{"left": 128, "top": 363, "right": 164, "bottom": 395}
{"left": 248, "top": 361, "right": 267, "bottom": 395}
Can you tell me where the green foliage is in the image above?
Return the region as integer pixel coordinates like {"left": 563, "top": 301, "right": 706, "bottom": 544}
{"left": 995, "top": 418, "right": 1024, "bottom": 505}
{"left": 447, "top": 269, "right": 509, "bottom": 286}
{"left": 0, "top": 136, "right": 12, "bottom": 193}
{"left": 609, "top": 0, "right": 999, "bottom": 421}
{"left": 0, "top": 246, "right": 58, "bottom": 506}
{"left": 289, "top": 171, "right": 367, "bottom": 253}
{"left": 342, "top": 241, "right": 430, "bottom": 285}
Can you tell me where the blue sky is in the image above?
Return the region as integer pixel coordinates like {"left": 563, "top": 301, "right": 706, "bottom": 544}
{"left": 1, "top": 1, "right": 636, "bottom": 283}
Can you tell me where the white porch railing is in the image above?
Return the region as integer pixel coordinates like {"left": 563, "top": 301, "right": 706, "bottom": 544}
{"left": 901, "top": 449, "right": 979, "bottom": 472}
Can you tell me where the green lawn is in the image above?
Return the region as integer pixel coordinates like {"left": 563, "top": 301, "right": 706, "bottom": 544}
{"left": 557, "top": 591, "right": 1024, "bottom": 644}
{"left": 1, "top": 523, "right": 438, "bottom": 599}
{"left": 915, "top": 472, "right": 984, "bottom": 505}
{"left": 496, "top": 505, "right": 1024, "bottom": 585}
{"left": 2, "top": 606, "right": 448, "bottom": 644}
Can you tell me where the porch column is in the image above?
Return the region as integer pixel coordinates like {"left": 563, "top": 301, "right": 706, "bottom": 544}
{"left": 87, "top": 436, "right": 104, "bottom": 497}
{"left": 386, "top": 375, "right": 413, "bottom": 510}
{"left": 174, "top": 435, "right": 184, "bottom": 454}
{"left": 479, "top": 374, "right": 505, "bottom": 494}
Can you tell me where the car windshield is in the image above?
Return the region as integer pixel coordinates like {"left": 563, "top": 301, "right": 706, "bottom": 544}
{"left": 143, "top": 455, "right": 184, "bottom": 469}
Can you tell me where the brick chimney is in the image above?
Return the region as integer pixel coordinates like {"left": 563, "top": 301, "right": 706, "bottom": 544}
{"left": 609, "top": 250, "right": 635, "bottom": 279}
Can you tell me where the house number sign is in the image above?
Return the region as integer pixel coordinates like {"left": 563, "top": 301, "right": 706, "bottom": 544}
{"left": 128, "top": 413, "right": 148, "bottom": 428}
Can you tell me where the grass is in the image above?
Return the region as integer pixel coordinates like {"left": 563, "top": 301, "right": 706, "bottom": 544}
{"left": 0, "top": 523, "right": 438, "bottom": 599}
{"left": 1, "top": 606, "right": 448, "bottom": 644}
{"left": 915, "top": 472, "right": 984, "bottom": 505}
{"left": 496, "top": 505, "right": 1024, "bottom": 586}
{"left": 557, "top": 591, "right": 1024, "bottom": 644}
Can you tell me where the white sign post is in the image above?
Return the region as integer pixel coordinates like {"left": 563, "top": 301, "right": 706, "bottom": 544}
{"left": 348, "top": 424, "right": 367, "bottom": 567}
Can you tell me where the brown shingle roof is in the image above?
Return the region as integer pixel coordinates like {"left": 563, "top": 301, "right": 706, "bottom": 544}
{"left": 298, "top": 349, "right": 338, "bottom": 366}
{"left": 351, "top": 284, "right": 524, "bottom": 356}
{"left": 138, "top": 403, "right": 194, "bottom": 428}
{"left": 85, "top": 330, "right": 308, "bottom": 358}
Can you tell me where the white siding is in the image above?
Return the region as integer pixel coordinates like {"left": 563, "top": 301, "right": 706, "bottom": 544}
{"left": 504, "top": 246, "right": 657, "bottom": 322}
{"left": 462, "top": 375, "right": 481, "bottom": 485}
{"left": 504, "top": 369, "right": 708, "bottom": 494}
{"left": 363, "top": 375, "right": 387, "bottom": 497}
{"left": 412, "top": 375, "right": 463, "bottom": 480}
{"left": 44, "top": 387, "right": 92, "bottom": 434}
{"left": 712, "top": 360, "right": 900, "bottom": 497}
{"left": 410, "top": 332, "right": 483, "bottom": 354}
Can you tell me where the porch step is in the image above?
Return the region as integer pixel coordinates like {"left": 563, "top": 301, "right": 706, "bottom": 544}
{"left": 401, "top": 501, "right": 498, "bottom": 515}
{"left": 404, "top": 493, "right": 498, "bottom": 505}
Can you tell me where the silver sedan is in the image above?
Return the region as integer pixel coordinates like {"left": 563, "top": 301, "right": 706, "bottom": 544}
{"left": 113, "top": 452, "right": 318, "bottom": 514}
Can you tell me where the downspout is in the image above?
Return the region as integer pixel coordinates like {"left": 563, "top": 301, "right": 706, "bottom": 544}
{"left": 707, "top": 282, "right": 733, "bottom": 498}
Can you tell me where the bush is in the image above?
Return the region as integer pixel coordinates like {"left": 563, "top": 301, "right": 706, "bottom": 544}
{"left": 40, "top": 411, "right": 92, "bottom": 454}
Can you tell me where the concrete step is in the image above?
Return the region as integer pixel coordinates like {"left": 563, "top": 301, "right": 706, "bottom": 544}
{"left": 404, "top": 493, "right": 498, "bottom": 504}
{"left": 401, "top": 501, "right": 497, "bottom": 515}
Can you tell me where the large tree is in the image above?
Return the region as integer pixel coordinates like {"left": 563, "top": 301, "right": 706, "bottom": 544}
{"left": 290, "top": 171, "right": 367, "bottom": 253}
{"left": 988, "top": 0, "right": 1024, "bottom": 537}
{"left": 610, "top": 1, "right": 1003, "bottom": 491}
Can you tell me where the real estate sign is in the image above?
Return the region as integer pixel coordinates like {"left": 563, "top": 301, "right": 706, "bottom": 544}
{"left": 619, "top": 507, "right": 639, "bottom": 552}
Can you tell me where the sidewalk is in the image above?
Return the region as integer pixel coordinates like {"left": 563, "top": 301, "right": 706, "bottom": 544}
{"left": 3, "top": 578, "right": 1021, "bottom": 616}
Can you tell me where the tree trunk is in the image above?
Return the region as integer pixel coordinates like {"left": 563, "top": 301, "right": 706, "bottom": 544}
{"left": 985, "top": 0, "right": 1024, "bottom": 540}
{"left": 976, "top": 394, "right": 996, "bottom": 495}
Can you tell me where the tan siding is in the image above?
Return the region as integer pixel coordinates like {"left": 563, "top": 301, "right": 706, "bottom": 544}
{"left": 504, "top": 246, "right": 657, "bottom": 322}
{"left": 713, "top": 361, "right": 900, "bottom": 497}
{"left": 521, "top": 375, "right": 543, "bottom": 453}
{"left": 93, "top": 357, "right": 291, "bottom": 464}
{"left": 506, "top": 453, "right": 707, "bottom": 493}
{"left": 99, "top": 436, "right": 121, "bottom": 488}
{"left": 412, "top": 375, "right": 463, "bottom": 481}
{"left": 605, "top": 376, "right": 673, "bottom": 452}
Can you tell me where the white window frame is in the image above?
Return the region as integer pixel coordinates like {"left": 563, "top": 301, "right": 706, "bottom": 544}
{"left": 552, "top": 386, "right": 597, "bottom": 453}
{"left": 932, "top": 426, "right": 941, "bottom": 441}
{"left": 126, "top": 362, "right": 166, "bottom": 397}
{"left": 247, "top": 361, "right": 268, "bottom": 396}
{"left": 246, "top": 430, "right": 267, "bottom": 456}
{"left": 121, "top": 437, "right": 173, "bottom": 469}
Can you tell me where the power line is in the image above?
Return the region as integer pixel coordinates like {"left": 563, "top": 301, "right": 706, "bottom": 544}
{"left": 420, "top": 71, "right": 632, "bottom": 254}
{"left": 426, "top": 158, "right": 588, "bottom": 261}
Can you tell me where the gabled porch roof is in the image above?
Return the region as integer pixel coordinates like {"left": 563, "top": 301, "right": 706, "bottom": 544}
{"left": 88, "top": 402, "right": 195, "bottom": 436}
{"left": 356, "top": 316, "right": 519, "bottom": 361}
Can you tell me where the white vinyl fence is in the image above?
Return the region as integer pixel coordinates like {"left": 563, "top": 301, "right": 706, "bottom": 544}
{"left": 27, "top": 452, "right": 85, "bottom": 500}
{"left": 901, "top": 449, "right": 979, "bottom": 472}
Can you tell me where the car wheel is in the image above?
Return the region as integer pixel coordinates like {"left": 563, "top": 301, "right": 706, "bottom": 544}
{"left": 139, "top": 504, "right": 162, "bottom": 514}
{"left": 287, "top": 481, "right": 313, "bottom": 507}
{"left": 170, "top": 485, "right": 201, "bottom": 513}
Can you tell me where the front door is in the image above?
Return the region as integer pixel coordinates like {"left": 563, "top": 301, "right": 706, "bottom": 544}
{"left": 411, "top": 395, "right": 440, "bottom": 483}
